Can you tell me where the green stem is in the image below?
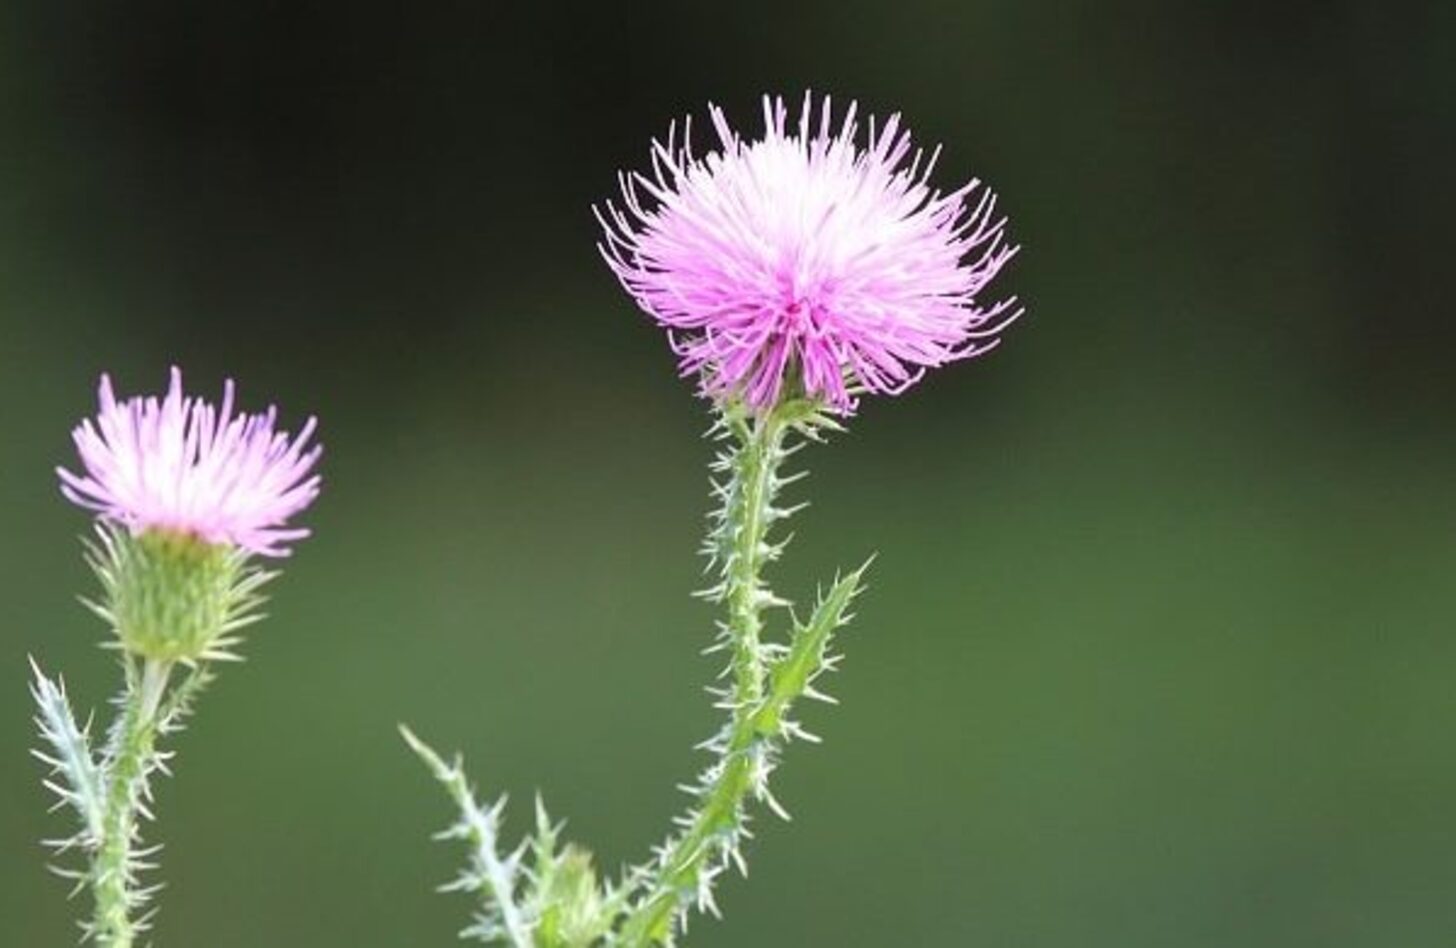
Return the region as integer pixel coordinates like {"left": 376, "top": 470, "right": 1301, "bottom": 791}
{"left": 621, "top": 406, "right": 790, "bottom": 944}
{"left": 91, "top": 657, "right": 172, "bottom": 947}
{"left": 723, "top": 408, "right": 782, "bottom": 729}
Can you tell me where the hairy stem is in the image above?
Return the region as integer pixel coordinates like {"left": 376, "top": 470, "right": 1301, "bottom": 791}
{"left": 620, "top": 405, "right": 792, "bottom": 944}
{"left": 91, "top": 657, "right": 172, "bottom": 947}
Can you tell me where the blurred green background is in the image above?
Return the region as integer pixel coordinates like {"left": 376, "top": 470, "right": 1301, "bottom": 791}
{"left": 3, "top": 2, "right": 1454, "bottom": 945}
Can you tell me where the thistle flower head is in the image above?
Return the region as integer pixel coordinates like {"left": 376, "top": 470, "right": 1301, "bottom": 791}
{"left": 598, "top": 92, "right": 1021, "bottom": 414}
{"left": 58, "top": 367, "right": 322, "bottom": 558}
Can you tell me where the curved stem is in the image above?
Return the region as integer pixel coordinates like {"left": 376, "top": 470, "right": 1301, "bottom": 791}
{"left": 91, "top": 657, "right": 172, "bottom": 947}
{"left": 620, "top": 406, "right": 790, "bottom": 944}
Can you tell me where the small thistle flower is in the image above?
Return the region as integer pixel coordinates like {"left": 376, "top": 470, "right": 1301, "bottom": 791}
{"left": 33, "top": 368, "right": 323, "bottom": 944}
{"left": 57, "top": 368, "right": 321, "bottom": 662}
{"left": 598, "top": 92, "right": 1021, "bottom": 414}
{"left": 58, "top": 366, "right": 322, "bottom": 558}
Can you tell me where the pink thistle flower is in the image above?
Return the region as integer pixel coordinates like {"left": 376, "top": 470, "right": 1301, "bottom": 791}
{"left": 597, "top": 93, "right": 1022, "bottom": 414}
{"left": 58, "top": 368, "right": 322, "bottom": 557}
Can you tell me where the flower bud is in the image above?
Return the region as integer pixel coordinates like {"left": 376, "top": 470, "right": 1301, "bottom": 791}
{"left": 94, "top": 526, "right": 256, "bottom": 662}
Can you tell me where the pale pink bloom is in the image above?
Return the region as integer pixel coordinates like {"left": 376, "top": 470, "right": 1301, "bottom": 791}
{"left": 58, "top": 368, "right": 322, "bottom": 557}
{"left": 598, "top": 93, "right": 1021, "bottom": 413}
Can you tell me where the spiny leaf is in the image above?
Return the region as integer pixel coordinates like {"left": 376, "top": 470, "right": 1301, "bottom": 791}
{"left": 29, "top": 658, "right": 106, "bottom": 848}
{"left": 400, "top": 726, "right": 534, "bottom": 947}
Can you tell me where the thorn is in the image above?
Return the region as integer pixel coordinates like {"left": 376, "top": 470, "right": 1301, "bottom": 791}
{"left": 761, "top": 786, "right": 793, "bottom": 822}
{"left": 802, "top": 684, "right": 839, "bottom": 705}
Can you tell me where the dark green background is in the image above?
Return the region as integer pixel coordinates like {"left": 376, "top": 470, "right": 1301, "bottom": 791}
{"left": 2, "top": 2, "right": 1453, "bottom": 945}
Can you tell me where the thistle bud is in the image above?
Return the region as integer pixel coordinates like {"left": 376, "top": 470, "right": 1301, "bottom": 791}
{"left": 91, "top": 526, "right": 262, "bottom": 662}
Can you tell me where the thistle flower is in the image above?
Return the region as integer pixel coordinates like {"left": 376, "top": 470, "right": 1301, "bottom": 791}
{"left": 33, "top": 368, "right": 323, "bottom": 943}
{"left": 57, "top": 368, "right": 321, "bottom": 661}
{"left": 598, "top": 92, "right": 1021, "bottom": 413}
{"left": 409, "top": 96, "right": 1028, "bottom": 946}
{"left": 58, "top": 367, "right": 322, "bottom": 558}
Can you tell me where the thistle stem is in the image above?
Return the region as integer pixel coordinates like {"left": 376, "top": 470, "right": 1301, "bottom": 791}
{"left": 91, "top": 657, "right": 172, "bottom": 947}
{"left": 621, "top": 406, "right": 790, "bottom": 944}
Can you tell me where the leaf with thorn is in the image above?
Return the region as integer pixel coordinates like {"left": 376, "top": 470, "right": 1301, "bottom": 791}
{"left": 29, "top": 659, "right": 106, "bottom": 858}
{"left": 400, "top": 726, "right": 535, "bottom": 947}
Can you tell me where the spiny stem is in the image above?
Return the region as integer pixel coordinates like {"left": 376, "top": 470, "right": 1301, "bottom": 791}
{"left": 91, "top": 657, "right": 172, "bottom": 947}
{"left": 723, "top": 409, "right": 783, "bottom": 726}
{"left": 398, "top": 399, "right": 858, "bottom": 945}
{"left": 620, "top": 405, "right": 793, "bottom": 943}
